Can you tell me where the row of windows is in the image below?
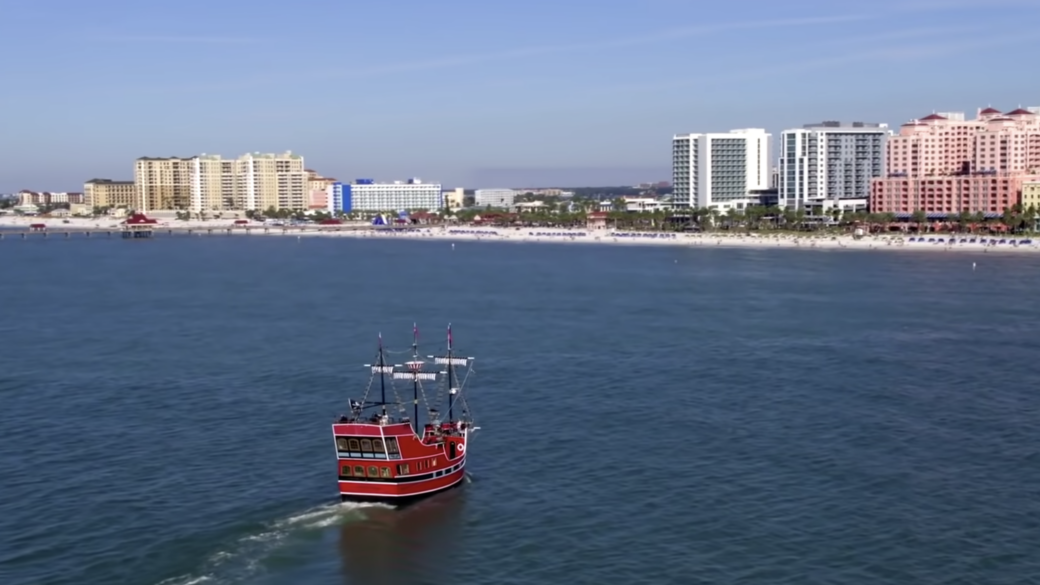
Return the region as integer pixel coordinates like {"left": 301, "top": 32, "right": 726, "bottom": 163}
{"left": 336, "top": 435, "right": 401, "bottom": 459}
{"left": 342, "top": 464, "right": 392, "bottom": 479}
{"left": 339, "top": 460, "right": 459, "bottom": 483}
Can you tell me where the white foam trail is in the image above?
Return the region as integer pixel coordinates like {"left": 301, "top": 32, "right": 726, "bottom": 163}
{"left": 154, "top": 501, "right": 393, "bottom": 585}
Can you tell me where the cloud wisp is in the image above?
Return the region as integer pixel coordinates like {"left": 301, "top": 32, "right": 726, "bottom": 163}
{"left": 104, "top": 12, "right": 871, "bottom": 95}
{"left": 320, "top": 13, "right": 870, "bottom": 77}
{"left": 84, "top": 35, "right": 255, "bottom": 44}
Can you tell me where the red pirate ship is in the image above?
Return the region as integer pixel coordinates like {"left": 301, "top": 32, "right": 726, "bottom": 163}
{"left": 332, "top": 324, "right": 478, "bottom": 504}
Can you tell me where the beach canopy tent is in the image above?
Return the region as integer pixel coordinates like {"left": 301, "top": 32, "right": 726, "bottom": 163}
{"left": 371, "top": 215, "right": 387, "bottom": 225}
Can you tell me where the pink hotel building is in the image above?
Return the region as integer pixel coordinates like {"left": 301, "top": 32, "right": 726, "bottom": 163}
{"left": 869, "top": 107, "right": 1040, "bottom": 217}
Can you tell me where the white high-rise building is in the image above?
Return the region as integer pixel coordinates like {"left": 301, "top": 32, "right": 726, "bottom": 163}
{"left": 779, "top": 122, "right": 889, "bottom": 211}
{"left": 474, "top": 189, "right": 516, "bottom": 209}
{"left": 671, "top": 128, "right": 770, "bottom": 209}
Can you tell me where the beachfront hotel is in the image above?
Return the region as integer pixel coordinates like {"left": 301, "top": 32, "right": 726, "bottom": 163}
{"left": 778, "top": 122, "right": 890, "bottom": 212}
{"left": 869, "top": 108, "right": 1040, "bottom": 216}
{"left": 134, "top": 151, "right": 307, "bottom": 213}
{"left": 474, "top": 188, "right": 516, "bottom": 209}
{"left": 672, "top": 128, "right": 771, "bottom": 210}
{"left": 84, "top": 179, "right": 136, "bottom": 208}
{"left": 306, "top": 170, "right": 337, "bottom": 210}
{"left": 328, "top": 179, "right": 443, "bottom": 213}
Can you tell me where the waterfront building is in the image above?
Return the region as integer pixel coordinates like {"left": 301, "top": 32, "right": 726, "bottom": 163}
{"left": 1022, "top": 181, "right": 1040, "bottom": 210}
{"left": 18, "top": 190, "right": 85, "bottom": 207}
{"left": 134, "top": 151, "right": 306, "bottom": 212}
{"left": 84, "top": 179, "right": 136, "bottom": 208}
{"left": 134, "top": 157, "right": 194, "bottom": 211}
{"left": 307, "top": 170, "right": 336, "bottom": 210}
{"left": 329, "top": 179, "right": 443, "bottom": 213}
{"left": 443, "top": 188, "right": 465, "bottom": 210}
{"left": 474, "top": 188, "right": 516, "bottom": 209}
{"left": 672, "top": 128, "right": 770, "bottom": 210}
{"left": 234, "top": 152, "right": 307, "bottom": 212}
{"left": 779, "top": 122, "right": 889, "bottom": 212}
{"left": 869, "top": 107, "right": 1040, "bottom": 216}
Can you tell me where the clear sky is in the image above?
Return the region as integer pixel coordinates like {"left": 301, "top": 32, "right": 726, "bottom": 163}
{"left": 2, "top": 0, "right": 1039, "bottom": 190}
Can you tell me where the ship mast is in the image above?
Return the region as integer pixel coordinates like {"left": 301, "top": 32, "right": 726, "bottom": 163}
{"left": 378, "top": 333, "right": 387, "bottom": 416}
{"left": 447, "top": 323, "right": 454, "bottom": 422}
{"left": 412, "top": 323, "right": 420, "bottom": 432}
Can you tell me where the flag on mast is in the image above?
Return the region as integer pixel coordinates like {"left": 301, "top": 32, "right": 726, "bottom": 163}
{"left": 413, "top": 322, "right": 419, "bottom": 344}
{"left": 447, "top": 323, "right": 453, "bottom": 349}
{"left": 378, "top": 332, "right": 383, "bottom": 348}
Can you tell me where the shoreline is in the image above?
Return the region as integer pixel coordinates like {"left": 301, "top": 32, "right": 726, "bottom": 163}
{"left": 0, "top": 216, "right": 1036, "bottom": 254}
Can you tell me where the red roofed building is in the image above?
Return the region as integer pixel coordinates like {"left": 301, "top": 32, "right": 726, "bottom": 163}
{"left": 586, "top": 211, "right": 610, "bottom": 229}
{"left": 123, "top": 213, "right": 158, "bottom": 225}
{"left": 870, "top": 105, "right": 1040, "bottom": 215}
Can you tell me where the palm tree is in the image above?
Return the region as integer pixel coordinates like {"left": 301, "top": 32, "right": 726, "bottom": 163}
{"left": 911, "top": 209, "right": 927, "bottom": 232}
{"left": 1025, "top": 204, "right": 1038, "bottom": 233}
{"left": 1001, "top": 206, "right": 1018, "bottom": 232}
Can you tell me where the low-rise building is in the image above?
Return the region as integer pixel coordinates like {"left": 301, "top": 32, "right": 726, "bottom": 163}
{"left": 442, "top": 188, "right": 465, "bottom": 210}
{"left": 84, "top": 179, "right": 136, "bottom": 208}
{"left": 18, "top": 190, "right": 86, "bottom": 206}
{"left": 474, "top": 188, "right": 516, "bottom": 209}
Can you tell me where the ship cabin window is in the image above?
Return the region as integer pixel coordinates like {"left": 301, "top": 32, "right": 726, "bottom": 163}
{"left": 341, "top": 464, "right": 351, "bottom": 476}
{"left": 385, "top": 437, "right": 400, "bottom": 458}
{"left": 396, "top": 463, "right": 410, "bottom": 475}
{"left": 354, "top": 465, "right": 364, "bottom": 477}
{"left": 367, "top": 466, "right": 379, "bottom": 478}
{"left": 337, "top": 436, "right": 389, "bottom": 459}
{"left": 380, "top": 467, "right": 391, "bottom": 478}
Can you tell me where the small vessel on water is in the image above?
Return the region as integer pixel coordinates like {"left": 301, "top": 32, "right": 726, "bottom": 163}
{"left": 332, "top": 324, "right": 478, "bottom": 504}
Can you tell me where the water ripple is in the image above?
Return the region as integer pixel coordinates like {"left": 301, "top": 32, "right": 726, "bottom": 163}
{"left": 3, "top": 239, "right": 1040, "bottom": 584}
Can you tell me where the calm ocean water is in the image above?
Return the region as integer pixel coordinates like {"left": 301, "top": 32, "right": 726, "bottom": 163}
{"left": 2, "top": 236, "right": 1040, "bottom": 585}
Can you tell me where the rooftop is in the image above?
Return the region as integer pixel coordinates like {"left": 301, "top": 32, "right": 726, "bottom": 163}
{"left": 801, "top": 121, "right": 888, "bottom": 129}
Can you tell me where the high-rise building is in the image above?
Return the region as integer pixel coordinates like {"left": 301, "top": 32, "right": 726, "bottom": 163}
{"left": 235, "top": 151, "right": 307, "bottom": 212}
{"left": 779, "top": 122, "right": 889, "bottom": 211}
{"left": 84, "top": 179, "right": 136, "bottom": 208}
{"left": 329, "top": 179, "right": 442, "bottom": 213}
{"left": 134, "top": 151, "right": 307, "bottom": 212}
{"left": 191, "top": 154, "right": 236, "bottom": 212}
{"left": 671, "top": 128, "right": 770, "bottom": 209}
{"left": 134, "top": 156, "right": 195, "bottom": 211}
{"left": 474, "top": 189, "right": 516, "bottom": 209}
{"left": 870, "top": 108, "right": 1040, "bottom": 215}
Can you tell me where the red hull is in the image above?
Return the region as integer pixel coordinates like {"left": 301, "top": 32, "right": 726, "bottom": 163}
{"left": 333, "top": 421, "right": 470, "bottom": 505}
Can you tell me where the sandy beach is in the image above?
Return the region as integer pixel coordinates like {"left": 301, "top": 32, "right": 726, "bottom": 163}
{"left": 0, "top": 215, "right": 1036, "bottom": 254}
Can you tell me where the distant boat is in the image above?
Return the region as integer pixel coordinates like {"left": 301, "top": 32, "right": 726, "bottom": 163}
{"left": 331, "top": 324, "right": 478, "bottom": 505}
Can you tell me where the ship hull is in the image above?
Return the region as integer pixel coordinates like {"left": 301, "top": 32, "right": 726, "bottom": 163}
{"left": 338, "top": 464, "right": 467, "bottom": 506}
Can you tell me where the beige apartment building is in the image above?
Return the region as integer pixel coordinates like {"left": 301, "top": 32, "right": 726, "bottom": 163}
{"left": 134, "top": 151, "right": 307, "bottom": 212}
{"left": 236, "top": 152, "right": 307, "bottom": 211}
{"left": 135, "top": 157, "right": 195, "bottom": 211}
{"left": 84, "top": 179, "right": 136, "bottom": 208}
{"left": 1023, "top": 181, "right": 1040, "bottom": 210}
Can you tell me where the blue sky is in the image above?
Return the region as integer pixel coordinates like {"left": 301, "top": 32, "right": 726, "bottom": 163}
{"left": 2, "top": 0, "right": 1039, "bottom": 190}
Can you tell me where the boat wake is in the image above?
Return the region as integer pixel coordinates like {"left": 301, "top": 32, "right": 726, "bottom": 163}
{"left": 153, "top": 501, "right": 393, "bottom": 585}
